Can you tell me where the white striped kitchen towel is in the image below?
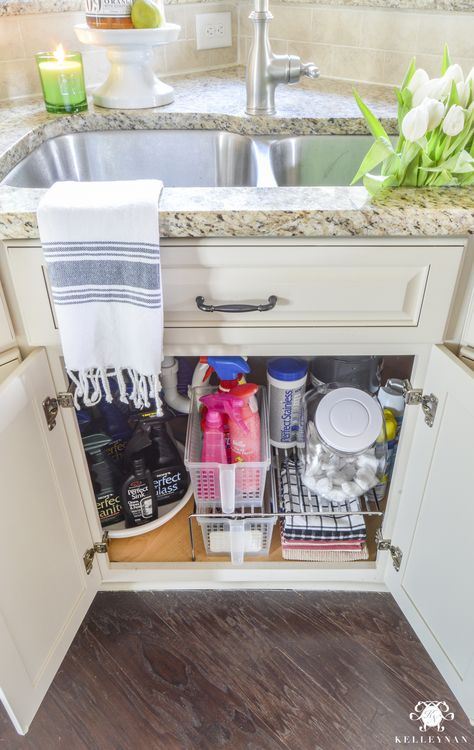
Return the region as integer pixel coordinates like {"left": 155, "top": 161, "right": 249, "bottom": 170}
{"left": 37, "top": 180, "right": 164, "bottom": 412}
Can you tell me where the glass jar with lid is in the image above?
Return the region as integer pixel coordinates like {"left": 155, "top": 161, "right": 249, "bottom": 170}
{"left": 85, "top": 0, "right": 134, "bottom": 29}
{"left": 301, "top": 383, "right": 387, "bottom": 503}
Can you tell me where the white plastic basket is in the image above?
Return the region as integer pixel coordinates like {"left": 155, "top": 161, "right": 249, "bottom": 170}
{"left": 196, "top": 514, "right": 276, "bottom": 564}
{"left": 184, "top": 385, "right": 271, "bottom": 513}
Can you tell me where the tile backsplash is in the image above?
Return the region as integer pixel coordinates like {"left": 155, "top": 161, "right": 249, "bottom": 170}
{"left": 0, "top": 0, "right": 473, "bottom": 101}
{"left": 239, "top": 2, "right": 474, "bottom": 86}
{"left": 0, "top": 2, "right": 238, "bottom": 101}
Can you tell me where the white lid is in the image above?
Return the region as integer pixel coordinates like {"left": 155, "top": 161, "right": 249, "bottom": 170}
{"left": 315, "top": 387, "right": 383, "bottom": 454}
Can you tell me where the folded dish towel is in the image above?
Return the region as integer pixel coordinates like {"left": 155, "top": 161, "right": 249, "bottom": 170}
{"left": 280, "top": 458, "right": 366, "bottom": 541}
{"left": 37, "top": 180, "right": 164, "bottom": 412}
{"left": 281, "top": 542, "right": 369, "bottom": 562}
{"left": 281, "top": 536, "right": 367, "bottom": 551}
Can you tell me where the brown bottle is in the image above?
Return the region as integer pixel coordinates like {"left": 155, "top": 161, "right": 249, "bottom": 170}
{"left": 85, "top": 0, "right": 133, "bottom": 28}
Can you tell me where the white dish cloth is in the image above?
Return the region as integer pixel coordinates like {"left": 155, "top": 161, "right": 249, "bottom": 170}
{"left": 37, "top": 180, "right": 164, "bottom": 412}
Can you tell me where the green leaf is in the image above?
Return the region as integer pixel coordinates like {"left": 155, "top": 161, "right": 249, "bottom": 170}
{"left": 353, "top": 88, "right": 389, "bottom": 140}
{"left": 351, "top": 137, "right": 395, "bottom": 185}
{"left": 441, "top": 44, "right": 451, "bottom": 75}
{"left": 434, "top": 133, "right": 448, "bottom": 162}
{"left": 449, "top": 149, "right": 474, "bottom": 173}
{"left": 400, "top": 57, "right": 417, "bottom": 91}
{"left": 402, "top": 89, "right": 413, "bottom": 110}
{"left": 431, "top": 169, "right": 455, "bottom": 186}
{"left": 443, "top": 109, "right": 474, "bottom": 159}
{"left": 404, "top": 151, "right": 421, "bottom": 186}
{"left": 400, "top": 141, "right": 421, "bottom": 170}
{"left": 421, "top": 150, "right": 474, "bottom": 174}
{"left": 425, "top": 128, "right": 442, "bottom": 160}
{"left": 363, "top": 172, "right": 398, "bottom": 196}
{"left": 447, "top": 79, "right": 460, "bottom": 109}
{"left": 458, "top": 171, "right": 474, "bottom": 185}
{"left": 396, "top": 88, "right": 414, "bottom": 141}
{"left": 381, "top": 152, "right": 402, "bottom": 178}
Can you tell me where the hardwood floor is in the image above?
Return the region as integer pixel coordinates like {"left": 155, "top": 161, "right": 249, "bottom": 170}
{"left": 1, "top": 592, "right": 473, "bottom": 750}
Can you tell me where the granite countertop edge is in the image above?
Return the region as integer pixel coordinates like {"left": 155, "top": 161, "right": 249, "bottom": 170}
{"left": 1, "top": 0, "right": 472, "bottom": 14}
{"left": 1, "top": 69, "right": 473, "bottom": 240}
{"left": 1, "top": 187, "right": 473, "bottom": 240}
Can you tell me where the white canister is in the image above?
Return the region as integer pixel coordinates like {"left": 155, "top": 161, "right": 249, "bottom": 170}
{"left": 267, "top": 358, "right": 308, "bottom": 448}
{"left": 377, "top": 384, "right": 406, "bottom": 418}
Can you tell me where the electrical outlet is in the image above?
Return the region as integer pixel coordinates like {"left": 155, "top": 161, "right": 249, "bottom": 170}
{"left": 196, "top": 12, "right": 232, "bottom": 50}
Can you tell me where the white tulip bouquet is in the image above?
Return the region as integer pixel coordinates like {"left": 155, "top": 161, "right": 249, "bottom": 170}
{"left": 352, "top": 46, "right": 474, "bottom": 196}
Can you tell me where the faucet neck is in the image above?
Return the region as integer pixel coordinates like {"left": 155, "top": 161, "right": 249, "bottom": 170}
{"left": 245, "top": 0, "right": 320, "bottom": 115}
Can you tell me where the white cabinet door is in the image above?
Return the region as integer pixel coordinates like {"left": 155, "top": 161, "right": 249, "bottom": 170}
{"left": 0, "top": 280, "right": 14, "bottom": 351}
{"left": 0, "top": 349, "right": 100, "bottom": 735}
{"left": 0, "top": 348, "right": 21, "bottom": 384}
{"left": 385, "top": 346, "right": 474, "bottom": 722}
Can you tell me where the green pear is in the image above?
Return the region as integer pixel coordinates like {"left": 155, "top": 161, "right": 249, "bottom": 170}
{"left": 131, "top": 0, "right": 163, "bottom": 29}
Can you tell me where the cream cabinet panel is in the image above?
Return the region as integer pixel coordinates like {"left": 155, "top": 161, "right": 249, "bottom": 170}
{"left": 5, "top": 240, "right": 463, "bottom": 347}
{"left": 0, "top": 348, "right": 21, "bottom": 384}
{"left": 0, "top": 280, "right": 14, "bottom": 351}
{"left": 0, "top": 349, "right": 99, "bottom": 734}
{"left": 463, "top": 291, "right": 474, "bottom": 348}
{"left": 385, "top": 346, "right": 474, "bottom": 723}
{"left": 5, "top": 244, "right": 58, "bottom": 346}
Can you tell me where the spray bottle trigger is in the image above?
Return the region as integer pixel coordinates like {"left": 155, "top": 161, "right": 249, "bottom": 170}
{"left": 200, "top": 392, "right": 249, "bottom": 433}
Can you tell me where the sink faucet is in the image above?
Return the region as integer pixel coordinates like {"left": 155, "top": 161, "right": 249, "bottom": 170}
{"left": 245, "top": 0, "right": 320, "bottom": 116}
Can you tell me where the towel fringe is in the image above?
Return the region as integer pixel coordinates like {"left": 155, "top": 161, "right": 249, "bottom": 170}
{"left": 67, "top": 367, "right": 163, "bottom": 413}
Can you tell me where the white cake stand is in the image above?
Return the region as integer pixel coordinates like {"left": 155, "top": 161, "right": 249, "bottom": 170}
{"left": 75, "top": 23, "right": 180, "bottom": 109}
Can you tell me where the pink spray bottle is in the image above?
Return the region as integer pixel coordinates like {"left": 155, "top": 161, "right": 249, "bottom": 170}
{"left": 228, "top": 384, "right": 261, "bottom": 463}
{"left": 199, "top": 392, "right": 247, "bottom": 512}
{"left": 228, "top": 384, "right": 261, "bottom": 496}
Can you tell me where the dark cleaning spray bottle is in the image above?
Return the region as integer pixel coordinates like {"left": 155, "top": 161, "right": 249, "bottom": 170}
{"left": 121, "top": 458, "right": 158, "bottom": 528}
{"left": 149, "top": 421, "right": 188, "bottom": 504}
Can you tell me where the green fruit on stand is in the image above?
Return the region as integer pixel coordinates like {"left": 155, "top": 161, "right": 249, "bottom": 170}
{"left": 131, "top": 0, "right": 163, "bottom": 28}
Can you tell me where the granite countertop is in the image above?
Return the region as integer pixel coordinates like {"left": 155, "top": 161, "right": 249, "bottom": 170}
{"left": 2, "top": 0, "right": 472, "bottom": 14}
{"left": 1, "top": 67, "right": 473, "bottom": 239}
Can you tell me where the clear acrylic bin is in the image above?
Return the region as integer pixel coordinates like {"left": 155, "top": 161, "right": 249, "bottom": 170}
{"left": 184, "top": 385, "right": 270, "bottom": 514}
{"left": 196, "top": 511, "right": 277, "bottom": 564}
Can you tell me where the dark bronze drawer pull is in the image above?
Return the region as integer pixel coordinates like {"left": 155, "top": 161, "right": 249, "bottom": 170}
{"left": 195, "top": 295, "right": 277, "bottom": 313}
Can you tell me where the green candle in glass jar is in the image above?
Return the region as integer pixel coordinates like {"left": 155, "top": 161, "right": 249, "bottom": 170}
{"left": 36, "top": 46, "right": 87, "bottom": 114}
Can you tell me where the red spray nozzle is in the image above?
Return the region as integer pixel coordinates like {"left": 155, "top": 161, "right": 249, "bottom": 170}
{"left": 229, "top": 383, "right": 259, "bottom": 415}
{"left": 200, "top": 392, "right": 248, "bottom": 432}
{"left": 230, "top": 383, "right": 258, "bottom": 400}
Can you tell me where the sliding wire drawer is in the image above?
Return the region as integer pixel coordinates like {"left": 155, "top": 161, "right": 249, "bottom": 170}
{"left": 188, "top": 447, "right": 385, "bottom": 564}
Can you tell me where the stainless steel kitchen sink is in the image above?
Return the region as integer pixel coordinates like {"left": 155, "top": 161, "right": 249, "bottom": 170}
{"left": 1, "top": 130, "right": 374, "bottom": 189}
{"left": 268, "top": 134, "right": 373, "bottom": 187}
{"left": 2, "top": 130, "right": 259, "bottom": 189}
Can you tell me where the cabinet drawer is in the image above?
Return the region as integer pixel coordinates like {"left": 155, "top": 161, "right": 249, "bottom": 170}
{"left": 163, "top": 244, "right": 431, "bottom": 327}
{"left": 5, "top": 240, "right": 464, "bottom": 347}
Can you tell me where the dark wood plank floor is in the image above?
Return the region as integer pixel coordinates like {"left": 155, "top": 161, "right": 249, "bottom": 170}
{"left": 1, "top": 591, "right": 473, "bottom": 750}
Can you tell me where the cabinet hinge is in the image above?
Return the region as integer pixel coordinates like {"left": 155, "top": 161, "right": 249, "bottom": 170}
{"left": 460, "top": 345, "right": 474, "bottom": 362}
{"left": 83, "top": 532, "right": 108, "bottom": 575}
{"left": 375, "top": 529, "right": 403, "bottom": 572}
{"left": 386, "top": 378, "right": 438, "bottom": 428}
{"left": 42, "top": 391, "right": 75, "bottom": 431}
